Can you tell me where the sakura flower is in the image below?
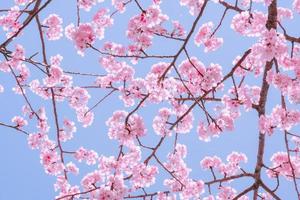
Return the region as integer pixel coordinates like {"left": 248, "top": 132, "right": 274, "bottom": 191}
{"left": 92, "top": 8, "right": 113, "bottom": 40}
{"left": 11, "top": 116, "right": 28, "bottom": 127}
{"left": 153, "top": 108, "right": 172, "bottom": 136}
{"left": 43, "top": 14, "right": 63, "bottom": 40}
{"left": 65, "top": 23, "right": 96, "bottom": 55}
{"left": 252, "top": 29, "right": 288, "bottom": 62}
{"left": 106, "top": 110, "right": 146, "bottom": 145}
{"left": 294, "top": 0, "right": 300, "bottom": 13}
{"left": 200, "top": 156, "right": 222, "bottom": 170}
{"left": 15, "top": 0, "right": 33, "bottom": 5}
{"left": 66, "top": 162, "right": 79, "bottom": 175}
{"left": 180, "top": 0, "right": 205, "bottom": 16}
{"left": 74, "top": 147, "right": 98, "bottom": 165}
{"left": 0, "top": 6, "right": 22, "bottom": 38}
{"left": 131, "top": 164, "right": 158, "bottom": 188}
{"left": 77, "top": 0, "right": 101, "bottom": 11}
{"left": 194, "top": 22, "right": 223, "bottom": 52}
{"left": 231, "top": 11, "right": 267, "bottom": 37}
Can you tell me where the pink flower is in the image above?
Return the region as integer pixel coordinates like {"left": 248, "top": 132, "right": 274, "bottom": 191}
{"left": 112, "top": 0, "right": 128, "bottom": 13}
{"left": 259, "top": 115, "right": 274, "bottom": 135}
{"left": 131, "top": 164, "right": 158, "bottom": 188}
{"left": 0, "top": 6, "right": 22, "bottom": 38}
{"left": 180, "top": 0, "right": 205, "bottom": 16}
{"left": 252, "top": 29, "right": 288, "bottom": 62}
{"left": 11, "top": 116, "right": 28, "bottom": 127}
{"left": 231, "top": 11, "right": 267, "bottom": 37}
{"left": 194, "top": 22, "right": 223, "bottom": 52}
{"left": 106, "top": 110, "right": 146, "bottom": 145}
{"left": 227, "top": 152, "right": 248, "bottom": 164}
{"left": 74, "top": 147, "right": 98, "bottom": 165}
{"left": 294, "top": 0, "right": 300, "bottom": 13}
{"left": 92, "top": 8, "right": 113, "bottom": 40}
{"left": 65, "top": 23, "right": 96, "bottom": 55}
{"left": 200, "top": 156, "right": 222, "bottom": 169}
{"left": 78, "top": 0, "right": 103, "bottom": 11}
{"left": 15, "top": 0, "right": 33, "bottom": 5}
{"left": 153, "top": 108, "right": 172, "bottom": 136}
{"left": 43, "top": 14, "right": 63, "bottom": 40}
{"left": 66, "top": 162, "right": 79, "bottom": 175}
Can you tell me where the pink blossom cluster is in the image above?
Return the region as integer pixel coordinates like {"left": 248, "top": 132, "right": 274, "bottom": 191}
{"left": 179, "top": 0, "right": 205, "bottom": 16}
{"left": 231, "top": 11, "right": 267, "bottom": 37}
{"left": 0, "top": 6, "right": 21, "bottom": 38}
{"left": 112, "top": 0, "right": 128, "bottom": 13}
{"left": 42, "top": 14, "right": 63, "bottom": 40}
{"left": 267, "top": 70, "right": 300, "bottom": 104}
{"left": 28, "top": 55, "right": 93, "bottom": 127}
{"left": 0, "top": 45, "right": 30, "bottom": 94}
{"left": 126, "top": 5, "right": 169, "bottom": 53}
{"left": 252, "top": 29, "right": 288, "bottom": 62}
{"left": 144, "top": 62, "right": 179, "bottom": 103}
{"left": 14, "top": 0, "right": 33, "bottom": 6}
{"left": 74, "top": 147, "right": 98, "bottom": 165}
{"left": 106, "top": 110, "right": 146, "bottom": 145}
{"left": 59, "top": 119, "right": 77, "bottom": 142}
{"left": 267, "top": 152, "right": 300, "bottom": 180}
{"left": 200, "top": 152, "right": 247, "bottom": 176}
{"left": 92, "top": 8, "right": 114, "bottom": 40}
{"left": 65, "top": 8, "right": 113, "bottom": 55}
{"left": 194, "top": 22, "right": 223, "bottom": 52}
{"left": 259, "top": 105, "right": 300, "bottom": 135}
{"left": 78, "top": 0, "right": 104, "bottom": 11}
{"left": 153, "top": 103, "right": 194, "bottom": 136}
{"left": 65, "top": 23, "right": 96, "bottom": 55}
{"left": 293, "top": 0, "right": 300, "bottom": 13}
{"left": 178, "top": 57, "right": 223, "bottom": 94}
{"left": 277, "top": 7, "right": 293, "bottom": 21}
{"left": 11, "top": 115, "right": 28, "bottom": 127}
{"left": 164, "top": 144, "right": 205, "bottom": 199}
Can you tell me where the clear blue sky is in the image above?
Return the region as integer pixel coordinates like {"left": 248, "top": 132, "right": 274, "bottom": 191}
{"left": 0, "top": 0, "right": 299, "bottom": 199}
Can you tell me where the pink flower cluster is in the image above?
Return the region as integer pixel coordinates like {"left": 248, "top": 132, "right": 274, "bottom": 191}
{"left": 106, "top": 110, "right": 146, "bottom": 145}
{"left": 267, "top": 70, "right": 300, "bottom": 104}
{"left": 11, "top": 116, "right": 28, "bottom": 128}
{"left": 0, "top": 45, "right": 31, "bottom": 95}
{"left": 112, "top": 0, "right": 128, "bottom": 13}
{"left": 194, "top": 22, "right": 223, "bottom": 52}
{"left": 200, "top": 152, "right": 248, "bottom": 176}
{"left": 153, "top": 103, "right": 194, "bottom": 136}
{"left": 59, "top": 119, "right": 77, "bottom": 142}
{"left": 42, "top": 14, "right": 63, "bottom": 40}
{"left": 0, "top": 6, "right": 21, "bottom": 38}
{"left": 252, "top": 29, "right": 288, "bottom": 62}
{"left": 78, "top": 0, "right": 104, "bottom": 11}
{"left": 92, "top": 8, "right": 113, "bottom": 40}
{"left": 231, "top": 11, "right": 267, "bottom": 37}
{"left": 180, "top": 0, "right": 205, "bottom": 16}
{"left": 259, "top": 105, "right": 300, "bottom": 135}
{"left": 164, "top": 144, "right": 205, "bottom": 199}
{"left": 74, "top": 147, "right": 98, "bottom": 165}
{"left": 126, "top": 5, "right": 168, "bottom": 53}
{"left": 65, "top": 8, "right": 113, "bottom": 55}
{"left": 267, "top": 152, "right": 300, "bottom": 180}
{"left": 178, "top": 57, "right": 223, "bottom": 94}
{"left": 14, "top": 0, "right": 33, "bottom": 5}
{"left": 65, "top": 23, "right": 96, "bottom": 55}
{"left": 293, "top": 0, "right": 300, "bottom": 13}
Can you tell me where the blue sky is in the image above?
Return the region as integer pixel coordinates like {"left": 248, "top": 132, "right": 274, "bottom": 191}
{"left": 0, "top": 0, "right": 299, "bottom": 199}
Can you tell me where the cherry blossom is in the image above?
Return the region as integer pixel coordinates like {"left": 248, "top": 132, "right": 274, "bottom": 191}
{"left": 43, "top": 14, "right": 63, "bottom": 40}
